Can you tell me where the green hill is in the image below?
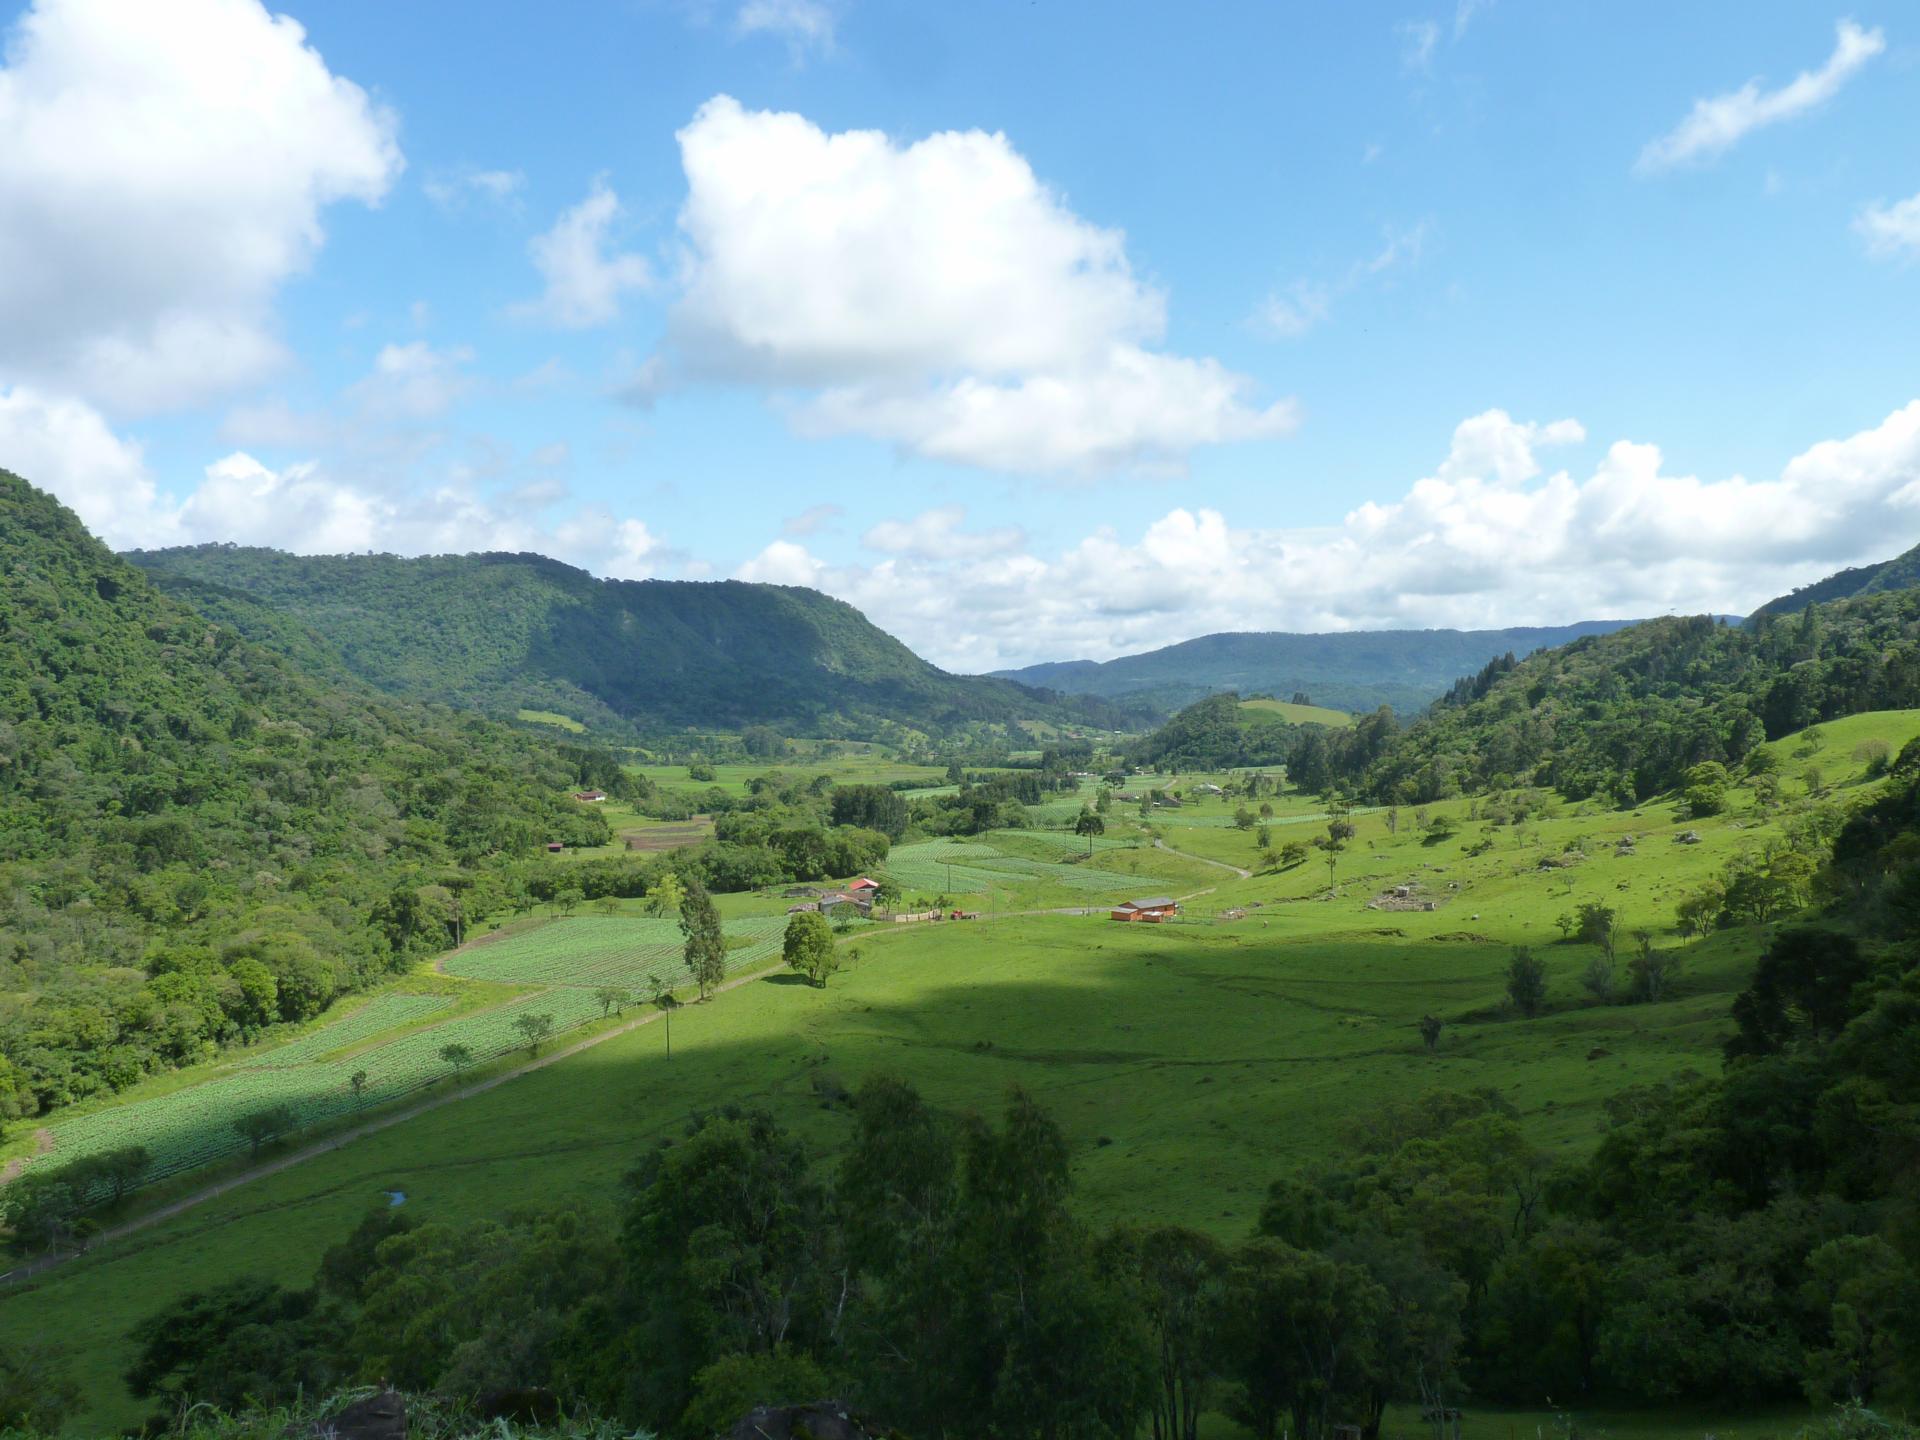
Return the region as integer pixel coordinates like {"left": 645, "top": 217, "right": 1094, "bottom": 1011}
{"left": 990, "top": 619, "right": 1642, "bottom": 716}
{"left": 1749, "top": 537, "right": 1920, "bottom": 618}
{"left": 0, "top": 470, "right": 611, "bottom": 1128}
{"left": 126, "top": 546, "right": 1122, "bottom": 739}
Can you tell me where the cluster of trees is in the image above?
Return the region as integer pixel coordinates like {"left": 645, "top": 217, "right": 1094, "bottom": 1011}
{"left": 0, "top": 473, "right": 619, "bottom": 1130}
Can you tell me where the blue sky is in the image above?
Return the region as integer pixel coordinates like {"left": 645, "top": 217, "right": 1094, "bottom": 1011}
{"left": 2, "top": 0, "right": 1918, "bottom": 669}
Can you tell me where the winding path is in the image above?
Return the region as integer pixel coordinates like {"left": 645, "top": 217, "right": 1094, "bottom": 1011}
{"left": 1153, "top": 837, "right": 1252, "bottom": 879}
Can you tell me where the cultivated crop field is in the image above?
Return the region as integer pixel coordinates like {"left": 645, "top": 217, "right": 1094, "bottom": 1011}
{"left": 885, "top": 837, "right": 1145, "bottom": 896}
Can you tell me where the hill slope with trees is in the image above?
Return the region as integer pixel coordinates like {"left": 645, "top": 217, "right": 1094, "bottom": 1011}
{"left": 1750, "top": 538, "right": 1920, "bottom": 619}
{"left": 126, "top": 546, "right": 1121, "bottom": 739}
{"left": 0, "top": 471, "right": 617, "bottom": 1125}
{"left": 992, "top": 620, "right": 1642, "bottom": 716}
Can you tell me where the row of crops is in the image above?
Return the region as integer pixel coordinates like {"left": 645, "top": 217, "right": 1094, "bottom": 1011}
{"left": 34, "top": 917, "right": 790, "bottom": 1201}
{"left": 885, "top": 838, "right": 1139, "bottom": 896}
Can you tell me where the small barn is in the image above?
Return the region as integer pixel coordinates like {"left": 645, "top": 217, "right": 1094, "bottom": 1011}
{"left": 846, "top": 877, "right": 881, "bottom": 896}
{"left": 572, "top": 789, "right": 608, "bottom": 803}
{"left": 1110, "top": 896, "right": 1179, "bottom": 923}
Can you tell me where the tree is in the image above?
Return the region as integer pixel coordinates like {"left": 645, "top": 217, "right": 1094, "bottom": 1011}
{"left": 1575, "top": 901, "right": 1617, "bottom": 962}
{"left": 1683, "top": 761, "right": 1730, "bottom": 818}
{"left": 1233, "top": 806, "right": 1255, "bottom": 831}
{"left": 349, "top": 1068, "right": 369, "bottom": 1108}
{"left": 1726, "top": 928, "right": 1869, "bottom": 1057}
{"left": 596, "top": 896, "right": 620, "bottom": 917}
{"left": 1110, "top": 1226, "right": 1229, "bottom": 1440}
{"left": 95, "top": 1145, "right": 151, "bottom": 1206}
{"left": 1505, "top": 947, "right": 1548, "bottom": 1019}
{"left": 649, "top": 976, "right": 681, "bottom": 1059}
{"left": 681, "top": 879, "right": 728, "bottom": 1001}
{"left": 555, "top": 885, "right": 582, "bottom": 918}
{"left": 1675, "top": 888, "right": 1720, "bottom": 942}
{"left": 1076, "top": 808, "right": 1108, "bottom": 855}
{"left": 782, "top": 911, "right": 839, "bottom": 988}
{"left": 1280, "top": 840, "right": 1308, "bottom": 868}
{"left": 1581, "top": 952, "right": 1617, "bottom": 1003}
{"left": 1626, "top": 934, "right": 1681, "bottom": 1004}
{"left": 1222, "top": 1238, "right": 1388, "bottom": 1440}
{"left": 646, "top": 871, "right": 687, "bottom": 919}
{"left": 1256, "top": 823, "right": 1272, "bottom": 851}
{"left": 0, "top": 1341, "right": 82, "bottom": 1436}
{"left": 512, "top": 1011, "right": 555, "bottom": 1056}
{"left": 870, "top": 875, "right": 901, "bottom": 914}
{"left": 125, "top": 1278, "right": 330, "bottom": 1416}
{"left": 438, "top": 1042, "right": 473, "bottom": 1085}
{"left": 233, "top": 1103, "right": 298, "bottom": 1158}
{"left": 1418, "top": 1014, "right": 1444, "bottom": 1052}
{"left": 594, "top": 985, "right": 629, "bottom": 1018}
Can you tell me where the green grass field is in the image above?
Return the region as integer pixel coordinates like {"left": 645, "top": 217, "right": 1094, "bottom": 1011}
{"left": 11, "top": 715, "right": 1916, "bottom": 1436}
{"left": 1239, "top": 697, "right": 1355, "bottom": 727}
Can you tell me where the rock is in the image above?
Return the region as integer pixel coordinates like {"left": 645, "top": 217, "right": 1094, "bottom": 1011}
{"left": 319, "top": 1390, "right": 406, "bottom": 1440}
{"left": 724, "top": 1401, "right": 896, "bottom": 1440}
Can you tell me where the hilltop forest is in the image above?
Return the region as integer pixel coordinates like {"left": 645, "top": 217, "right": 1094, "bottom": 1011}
{"left": 0, "top": 474, "right": 624, "bottom": 1123}
{"left": 127, "top": 545, "right": 1131, "bottom": 740}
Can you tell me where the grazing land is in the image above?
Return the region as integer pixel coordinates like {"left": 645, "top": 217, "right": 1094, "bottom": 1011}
{"left": 11, "top": 714, "right": 1906, "bottom": 1434}
{"left": 1238, "top": 697, "right": 1354, "bottom": 726}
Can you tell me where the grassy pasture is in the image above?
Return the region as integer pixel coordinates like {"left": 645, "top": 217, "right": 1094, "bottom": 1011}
{"left": 12, "top": 716, "right": 1916, "bottom": 1435}
{"left": 1239, "top": 697, "right": 1355, "bottom": 726}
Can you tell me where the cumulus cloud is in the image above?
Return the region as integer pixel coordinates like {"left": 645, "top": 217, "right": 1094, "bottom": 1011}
{"left": 515, "top": 179, "right": 654, "bottom": 329}
{"left": 1637, "top": 20, "right": 1884, "bottom": 175}
{"left": 737, "top": 538, "right": 826, "bottom": 586}
{"left": 1856, "top": 192, "right": 1920, "bottom": 261}
{"left": 0, "top": 0, "right": 401, "bottom": 413}
{"left": 751, "top": 402, "right": 1920, "bottom": 671}
{"left": 664, "top": 96, "right": 1295, "bottom": 475}
{"left": 0, "top": 385, "right": 176, "bottom": 547}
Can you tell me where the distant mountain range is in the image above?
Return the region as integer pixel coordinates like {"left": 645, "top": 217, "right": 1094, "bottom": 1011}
{"left": 1749, "top": 540, "right": 1920, "bottom": 620}
{"left": 989, "top": 621, "right": 1644, "bottom": 716}
{"left": 126, "top": 545, "right": 1126, "bottom": 739}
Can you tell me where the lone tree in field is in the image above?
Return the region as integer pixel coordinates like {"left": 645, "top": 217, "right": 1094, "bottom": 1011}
{"left": 513, "top": 1011, "right": 555, "bottom": 1056}
{"left": 1505, "top": 947, "right": 1549, "bottom": 1019}
{"left": 439, "top": 1042, "right": 473, "bottom": 1085}
{"left": 233, "top": 1103, "right": 298, "bottom": 1158}
{"left": 1075, "top": 808, "right": 1106, "bottom": 855}
{"left": 349, "top": 1068, "right": 369, "bottom": 1109}
{"left": 646, "top": 871, "right": 686, "bottom": 919}
{"left": 594, "top": 985, "right": 629, "bottom": 1018}
{"left": 681, "top": 879, "right": 728, "bottom": 1001}
{"left": 555, "top": 885, "right": 583, "bottom": 918}
{"left": 783, "top": 911, "right": 840, "bottom": 988}
{"left": 1419, "top": 1014, "right": 1444, "bottom": 1052}
{"left": 649, "top": 975, "right": 681, "bottom": 1059}
{"left": 97, "top": 1145, "right": 152, "bottom": 1205}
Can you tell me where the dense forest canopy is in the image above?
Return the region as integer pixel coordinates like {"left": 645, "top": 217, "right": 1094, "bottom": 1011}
{"left": 126, "top": 545, "right": 1130, "bottom": 739}
{"left": 0, "top": 473, "right": 619, "bottom": 1123}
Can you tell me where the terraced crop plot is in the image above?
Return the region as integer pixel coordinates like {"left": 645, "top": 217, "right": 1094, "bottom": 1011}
{"left": 32, "top": 919, "right": 792, "bottom": 1197}
{"left": 886, "top": 838, "right": 1139, "bottom": 895}
{"left": 446, "top": 916, "right": 785, "bottom": 989}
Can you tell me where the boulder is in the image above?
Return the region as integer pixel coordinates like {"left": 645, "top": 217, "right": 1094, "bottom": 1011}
{"left": 319, "top": 1391, "right": 406, "bottom": 1440}
{"left": 724, "top": 1400, "right": 896, "bottom": 1440}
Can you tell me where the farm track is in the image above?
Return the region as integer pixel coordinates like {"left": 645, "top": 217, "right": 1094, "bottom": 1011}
{"left": 1154, "top": 838, "right": 1251, "bottom": 878}
{"left": 0, "top": 960, "right": 787, "bottom": 1288}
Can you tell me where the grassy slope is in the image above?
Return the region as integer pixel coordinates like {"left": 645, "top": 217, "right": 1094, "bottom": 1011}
{"left": 1238, "top": 697, "right": 1355, "bottom": 726}
{"left": 12, "top": 714, "right": 1918, "bottom": 1435}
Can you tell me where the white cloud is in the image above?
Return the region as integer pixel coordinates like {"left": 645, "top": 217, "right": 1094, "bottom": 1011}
{"left": 514, "top": 178, "right": 654, "bottom": 329}
{"left": 1637, "top": 20, "right": 1884, "bottom": 175}
{"left": 862, "top": 506, "right": 1024, "bottom": 559}
{"left": 782, "top": 502, "right": 843, "bottom": 537}
{"left": 1453, "top": 0, "right": 1492, "bottom": 40}
{"left": 737, "top": 538, "right": 826, "bottom": 586}
{"left": 0, "top": 385, "right": 176, "bottom": 547}
{"left": 0, "top": 0, "right": 401, "bottom": 413}
{"left": 756, "top": 402, "right": 1920, "bottom": 671}
{"left": 1396, "top": 19, "right": 1439, "bottom": 72}
{"left": 423, "top": 166, "right": 525, "bottom": 211}
{"left": 1856, "top": 191, "right": 1920, "bottom": 261}
{"left": 665, "top": 95, "right": 1294, "bottom": 475}
{"left": 734, "top": 0, "right": 837, "bottom": 58}
{"left": 1254, "top": 222, "right": 1430, "bottom": 340}
{"left": 346, "top": 341, "right": 476, "bottom": 421}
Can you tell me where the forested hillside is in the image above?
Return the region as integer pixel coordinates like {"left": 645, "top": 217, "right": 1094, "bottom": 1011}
{"left": 993, "top": 620, "right": 1641, "bottom": 716}
{"left": 0, "top": 472, "right": 615, "bottom": 1123}
{"left": 126, "top": 546, "right": 1120, "bottom": 739}
{"left": 1750, "top": 538, "right": 1920, "bottom": 619}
